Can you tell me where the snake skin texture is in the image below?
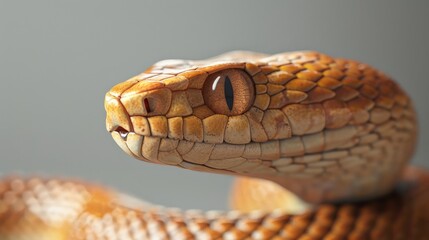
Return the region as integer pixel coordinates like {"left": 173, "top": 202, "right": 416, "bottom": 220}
{"left": 1, "top": 51, "right": 427, "bottom": 239}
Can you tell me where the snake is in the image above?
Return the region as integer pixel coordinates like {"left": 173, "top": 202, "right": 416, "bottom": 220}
{"left": 1, "top": 51, "right": 428, "bottom": 240}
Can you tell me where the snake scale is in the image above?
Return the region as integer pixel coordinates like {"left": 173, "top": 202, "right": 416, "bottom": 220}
{"left": 1, "top": 51, "right": 428, "bottom": 239}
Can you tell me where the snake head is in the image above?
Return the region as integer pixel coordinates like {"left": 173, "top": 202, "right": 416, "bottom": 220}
{"left": 104, "top": 51, "right": 305, "bottom": 173}
{"left": 105, "top": 51, "right": 417, "bottom": 203}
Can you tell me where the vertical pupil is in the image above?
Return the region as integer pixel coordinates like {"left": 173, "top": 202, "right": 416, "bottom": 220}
{"left": 224, "top": 76, "right": 234, "bottom": 111}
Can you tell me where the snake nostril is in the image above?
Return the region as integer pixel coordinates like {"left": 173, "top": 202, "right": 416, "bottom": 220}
{"left": 143, "top": 98, "right": 152, "bottom": 114}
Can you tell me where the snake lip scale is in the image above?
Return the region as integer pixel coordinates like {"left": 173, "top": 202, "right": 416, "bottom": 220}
{"left": 1, "top": 51, "right": 428, "bottom": 239}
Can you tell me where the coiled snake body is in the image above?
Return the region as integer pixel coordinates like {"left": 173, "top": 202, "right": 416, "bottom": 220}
{"left": 1, "top": 51, "right": 428, "bottom": 239}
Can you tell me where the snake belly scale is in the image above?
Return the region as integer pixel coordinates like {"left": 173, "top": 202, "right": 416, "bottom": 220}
{"left": 1, "top": 51, "right": 428, "bottom": 239}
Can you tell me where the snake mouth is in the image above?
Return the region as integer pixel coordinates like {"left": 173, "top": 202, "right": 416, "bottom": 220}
{"left": 112, "top": 126, "right": 130, "bottom": 140}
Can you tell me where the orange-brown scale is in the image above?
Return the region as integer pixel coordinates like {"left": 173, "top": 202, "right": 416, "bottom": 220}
{"left": 1, "top": 168, "right": 429, "bottom": 239}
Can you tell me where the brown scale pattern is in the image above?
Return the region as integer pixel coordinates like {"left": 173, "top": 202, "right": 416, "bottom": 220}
{"left": 1, "top": 169, "right": 429, "bottom": 239}
{"left": 1, "top": 51, "right": 425, "bottom": 239}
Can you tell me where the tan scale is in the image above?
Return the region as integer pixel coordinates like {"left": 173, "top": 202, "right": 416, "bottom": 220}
{"left": 1, "top": 51, "right": 428, "bottom": 239}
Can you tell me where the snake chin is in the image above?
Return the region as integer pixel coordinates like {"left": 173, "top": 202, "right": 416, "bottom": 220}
{"left": 110, "top": 130, "right": 180, "bottom": 167}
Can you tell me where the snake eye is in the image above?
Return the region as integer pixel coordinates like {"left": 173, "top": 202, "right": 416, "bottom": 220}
{"left": 203, "top": 69, "right": 255, "bottom": 116}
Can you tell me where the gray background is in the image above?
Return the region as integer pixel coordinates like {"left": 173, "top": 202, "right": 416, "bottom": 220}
{"left": 0, "top": 1, "right": 428, "bottom": 211}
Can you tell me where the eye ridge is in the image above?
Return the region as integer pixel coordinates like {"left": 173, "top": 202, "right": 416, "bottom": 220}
{"left": 224, "top": 76, "right": 234, "bottom": 111}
